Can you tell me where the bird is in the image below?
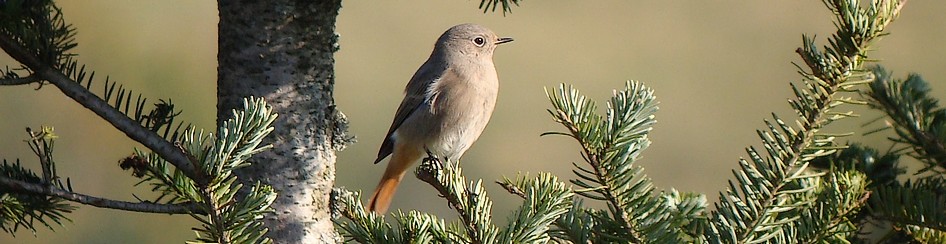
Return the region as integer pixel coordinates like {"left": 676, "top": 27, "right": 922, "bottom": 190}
{"left": 367, "top": 23, "right": 513, "bottom": 213}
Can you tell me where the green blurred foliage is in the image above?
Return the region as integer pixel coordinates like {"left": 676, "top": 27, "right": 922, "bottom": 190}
{"left": 1, "top": 0, "right": 945, "bottom": 243}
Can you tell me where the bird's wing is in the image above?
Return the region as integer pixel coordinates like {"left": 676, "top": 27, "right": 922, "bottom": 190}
{"left": 374, "top": 63, "right": 457, "bottom": 163}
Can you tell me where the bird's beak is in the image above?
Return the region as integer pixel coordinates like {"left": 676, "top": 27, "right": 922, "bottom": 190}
{"left": 495, "top": 37, "right": 514, "bottom": 45}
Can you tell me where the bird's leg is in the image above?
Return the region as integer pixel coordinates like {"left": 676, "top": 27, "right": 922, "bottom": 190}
{"left": 423, "top": 146, "right": 440, "bottom": 162}
{"left": 416, "top": 147, "right": 442, "bottom": 190}
{"left": 422, "top": 146, "right": 442, "bottom": 167}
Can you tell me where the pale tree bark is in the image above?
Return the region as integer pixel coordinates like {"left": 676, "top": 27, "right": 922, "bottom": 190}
{"left": 217, "top": 1, "right": 348, "bottom": 243}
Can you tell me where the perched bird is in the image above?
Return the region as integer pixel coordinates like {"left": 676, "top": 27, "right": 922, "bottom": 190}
{"left": 368, "top": 23, "right": 513, "bottom": 213}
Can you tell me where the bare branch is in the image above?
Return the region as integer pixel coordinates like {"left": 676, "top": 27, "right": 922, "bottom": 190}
{"left": 0, "top": 75, "right": 40, "bottom": 86}
{"left": 0, "top": 176, "right": 203, "bottom": 214}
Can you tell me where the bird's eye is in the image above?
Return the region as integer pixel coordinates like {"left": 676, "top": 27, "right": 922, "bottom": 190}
{"left": 472, "top": 37, "right": 486, "bottom": 46}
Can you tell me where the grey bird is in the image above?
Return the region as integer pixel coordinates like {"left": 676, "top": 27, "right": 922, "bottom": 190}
{"left": 368, "top": 23, "right": 513, "bottom": 213}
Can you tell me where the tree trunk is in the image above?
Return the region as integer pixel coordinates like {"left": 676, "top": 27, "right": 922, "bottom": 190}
{"left": 217, "top": 1, "right": 347, "bottom": 243}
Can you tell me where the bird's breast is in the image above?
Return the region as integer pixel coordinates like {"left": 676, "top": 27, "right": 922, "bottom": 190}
{"left": 421, "top": 67, "right": 499, "bottom": 159}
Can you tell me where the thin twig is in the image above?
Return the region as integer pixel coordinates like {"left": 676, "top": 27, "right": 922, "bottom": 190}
{"left": 0, "top": 75, "right": 40, "bottom": 86}
{"left": 496, "top": 180, "right": 526, "bottom": 199}
{"left": 26, "top": 127, "right": 54, "bottom": 185}
{"left": 0, "top": 176, "right": 203, "bottom": 214}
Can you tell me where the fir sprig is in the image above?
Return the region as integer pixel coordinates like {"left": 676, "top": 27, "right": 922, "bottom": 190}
{"left": 496, "top": 173, "right": 572, "bottom": 243}
{"left": 478, "top": 0, "right": 520, "bottom": 14}
{"left": 336, "top": 163, "right": 574, "bottom": 243}
{"left": 136, "top": 97, "right": 278, "bottom": 244}
{"left": 0, "top": 159, "right": 75, "bottom": 235}
{"left": 335, "top": 189, "right": 460, "bottom": 243}
{"left": 543, "top": 81, "right": 692, "bottom": 243}
{"left": 865, "top": 67, "right": 946, "bottom": 174}
{"left": 860, "top": 66, "right": 946, "bottom": 242}
{"left": 414, "top": 158, "right": 499, "bottom": 244}
{"left": 706, "top": 0, "right": 904, "bottom": 243}
{"left": 789, "top": 170, "right": 870, "bottom": 243}
{"left": 1, "top": 2, "right": 284, "bottom": 241}
{"left": 0, "top": 0, "right": 201, "bottom": 183}
{"left": 869, "top": 178, "right": 946, "bottom": 233}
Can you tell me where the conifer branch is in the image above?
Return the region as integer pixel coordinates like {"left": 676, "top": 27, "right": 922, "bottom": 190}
{"left": 478, "top": 0, "right": 520, "bottom": 14}
{"left": 496, "top": 173, "right": 572, "bottom": 243}
{"left": 0, "top": 33, "right": 44, "bottom": 71}
{"left": 415, "top": 159, "right": 467, "bottom": 224}
{"left": 869, "top": 178, "right": 946, "bottom": 234}
{"left": 2, "top": 1, "right": 275, "bottom": 241}
{"left": 47, "top": 64, "right": 203, "bottom": 184}
{"left": 789, "top": 170, "right": 870, "bottom": 243}
{"left": 902, "top": 225, "right": 946, "bottom": 243}
{"left": 415, "top": 157, "right": 498, "bottom": 244}
{"left": 859, "top": 66, "right": 946, "bottom": 242}
{"left": 0, "top": 10, "right": 205, "bottom": 186}
{"left": 543, "top": 81, "right": 692, "bottom": 243}
{"left": 550, "top": 107, "right": 642, "bottom": 241}
{"left": 334, "top": 188, "right": 462, "bottom": 243}
{"left": 0, "top": 176, "right": 200, "bottom": 214}
{"left": 338, "top": 165, "right": 572, "bottom": 243}
{"left": 0, "top": 74, "right": 39, "bottom": 86}
{"left": 707, "top": 0, "right": 905, "bottom": 242}
{"left": 183, "top": 97, "right": 278, "bottom": 244}
{"left": 1, "top": 159, "right": 75, "bottom": 235}
{"left": 1, "top": 125, "right": 199, "bottom": 221}
{"left": 334, "top": 189, "right": 400, "bottom": 243}
{"left": 865, "top": 67, "right": 946, "bottom": 173}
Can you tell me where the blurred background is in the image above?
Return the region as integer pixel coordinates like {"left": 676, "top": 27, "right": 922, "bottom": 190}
{"left": 1, "top": 1, "right": 945, "bottom": 243}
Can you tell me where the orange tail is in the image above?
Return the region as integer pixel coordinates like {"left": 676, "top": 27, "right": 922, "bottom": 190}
{"left": 368, "top": 144, "right": 421, "bottom": 213}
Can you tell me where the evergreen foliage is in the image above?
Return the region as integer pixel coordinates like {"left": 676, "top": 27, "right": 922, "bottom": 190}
{"left": 478, "top": 0, "right": 521, "bottom": 14}
{"left": 705, "top": 0, "right": 903, "bottom": 242}
{"left": 0, "top": 158, "right": 74, "bottom": 235}
{"left": 0, "top": 1, "right": 280, "bottom": 243}
{"left": 8, "top": 0, "right": 946, "bottom": 243}
{"left": 334, "top": 0, "right": 946, "bottom": 244}
{"left": 858, "top": 67, "right": 946, "bottom": 243}
{"left": 337, "top": 80, "right": 684, "bottom": 243}
{"left": 337, "top": 158, "right": 573, "bottom": 243}
{"left": 136, "top": 98, "right": 279, "bottom": 244}
{"left": 542, "top": 81, "right": 691, "bottom": 243}
{"left": 865, "top": 67, "right": 946, "bottom": 174}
